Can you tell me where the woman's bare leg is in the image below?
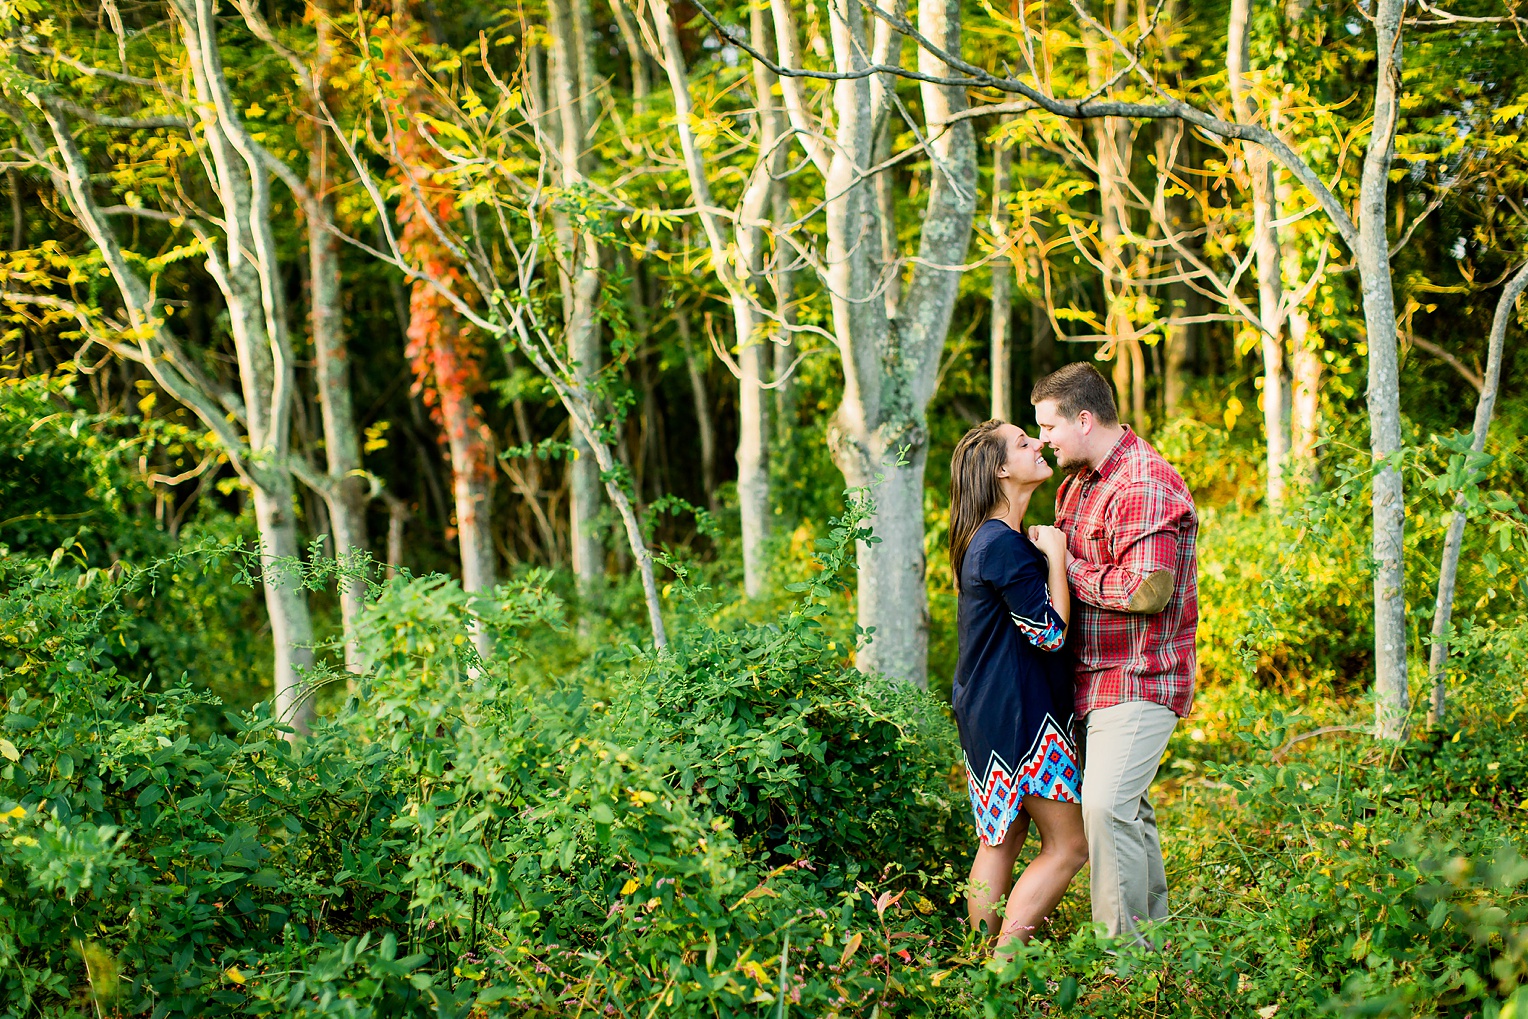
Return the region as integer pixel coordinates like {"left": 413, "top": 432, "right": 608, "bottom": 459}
{"left": 995, "top": 796, "right": 1088, "bottom": 951}
{"left": 966, "top": 809, "right": 1028, "bottom": 937}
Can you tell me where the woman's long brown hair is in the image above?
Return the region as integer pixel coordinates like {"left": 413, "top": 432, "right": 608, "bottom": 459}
{"left": 948, "top": 420, "right": 1011, "bottom": 592}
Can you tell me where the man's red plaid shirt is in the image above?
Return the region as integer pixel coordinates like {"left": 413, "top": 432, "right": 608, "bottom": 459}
{"left": 1055, "top": 428, "right": 1198, "bottom": 718}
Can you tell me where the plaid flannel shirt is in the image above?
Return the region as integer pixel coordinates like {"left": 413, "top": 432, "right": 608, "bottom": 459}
{"left": 1055, "top": 428, "right": 1198, "bottom": 718}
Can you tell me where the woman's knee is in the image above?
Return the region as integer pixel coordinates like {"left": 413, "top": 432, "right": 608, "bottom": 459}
{"left": 1059, "top": 835, "right": 1090, "bottom": 874}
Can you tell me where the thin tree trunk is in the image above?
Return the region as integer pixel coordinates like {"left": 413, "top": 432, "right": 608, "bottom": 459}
{"left": 306, "top": 7, "right": 369, "bottom": 674}
{"left": 32, "top": 0, "right": 320, "bottom": 736}
{"left": 426, "top": 314, "right": 498, "bottom": 606}
{"left": 1289, "top": 306, "right": 1321, "bottom": 482}
{"left": 678, "top": 312, "right": 718, "bottom": 512}
{"left": 1426, "top": 262, "right": 1528, "bottom": 729}
{"left": 1229, "top": 0, "right": 1289, "bottom": 508}
{"left": 6, "top": 168, "right": 21, "bottom": 249}
{"left": 253, "top": 481, "right": 318, "bottom": 731}
{"left": 770, "top": 181, "right": 797, "bottom": 440}
{"left": 550, "top": 0, "right": 605, "bottom": 597}
{"left": 384, "top": 494, "right": 409, "bottom": 578}
{"left": 991, "top": 131, "right": 1014, "bottom": 421}
{"left": 1164, "top": 293, "right": 1192, "bottom": 416}
{"left": 1124, "top": 337, "right": 1145, "bottom": 429}
{"left": 1358, "top": 0, "right": 1410, "bottom": 740}
{"left": 650, "top": 0, "right": 773, "bottom": 596}
{"left": 609, "top": 0, "right": 651, "bottom": 102}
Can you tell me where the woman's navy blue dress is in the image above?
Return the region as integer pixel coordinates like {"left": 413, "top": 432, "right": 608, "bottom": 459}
{"left": 953, "top": 519, "right": 1082, "bottom": 846}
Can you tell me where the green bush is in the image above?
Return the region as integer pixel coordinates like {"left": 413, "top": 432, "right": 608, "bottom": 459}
{"left": 2, "top": 482, "right": 1526, "bottom": 1018}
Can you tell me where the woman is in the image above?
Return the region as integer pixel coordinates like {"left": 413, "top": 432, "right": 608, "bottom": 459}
{"left": 949, "top": 420, "right": 1088, "bottom": 950}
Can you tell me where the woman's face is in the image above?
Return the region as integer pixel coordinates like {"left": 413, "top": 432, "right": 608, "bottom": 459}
{"left": 996, "top": 422, "right": 1054, "bottom": 486}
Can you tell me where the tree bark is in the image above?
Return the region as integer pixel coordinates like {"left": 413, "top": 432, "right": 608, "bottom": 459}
{"left": 1289, "top": 306, "right": 1321, "bottom": 483}
{"left": 670, "top": 313, "right": 717, "bottom": 515}
{"left": 1358, "top": 0, "right": 1410, "bottom": 741}
{"left": 650, "top": 0, "right": 774, "bottom": 597}
{"left": 29, "top": 0, "right": 319, "bottom": 735}
{"left": 386, "top": 2, "right": 498, "bottom": 658}
{"left": 252, "top": 480, "right": 318, "bottom": 730}
{"left": 991, "top": 132, "right": 1014, "bottom": 421}
{"left": 550, "top": 0, "right": 605, "bottom": 597}
{"left": 769, "top": 0, "right": 976, "bottom": 684}
{"left": 1086, "top": 8, "right": 1137, "bottom": 427}
{"left": 1426, "top": 262, "right": 1528, "bottom": 729}
{"left": 1228, "top": 0, "right": 1289, "bottom": 508}
{"left": 305, "top": 6, "right": 369, "bottom": 675}
{"left": 609, "top": 0, "right": 651, "bottom": 102}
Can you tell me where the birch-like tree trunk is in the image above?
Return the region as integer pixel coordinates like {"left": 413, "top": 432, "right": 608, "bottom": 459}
{"left": 1426, "top": 262, "right": 1528, "bottom": 729}
{"left": 1086, "top": 10, "right": 1139, "bottom": 427}
{"left": 303, "top": 6, "right": 369, "bottom": 674}
{"left": 549, "top": 0, "right": 605, "bottom": 597}
{"left": 24, "top": 0, "right": 319, "bottom": 735}
{"left": 991, "top": 133, "right": 1014, "bottom": 421}
{"left": 677, "top": 312, "right": 719, "bottom": 512}
{"left": 547, "top": 0, "right": 605, "bottom": 598}
{"left": 769, "top": 0, "right": 976, "bottom": 685}
{"left": 1289, "top": 307, "right": 1321, "bottom": 483}
{"left": 1358, "top": 0, "right": 1410, "bottom": 740}
{"left": 649, "top": 0, "right": 774, "bottom": 597}
{"left": 1228, "top": 0, "right": 1290, "bottom": 508}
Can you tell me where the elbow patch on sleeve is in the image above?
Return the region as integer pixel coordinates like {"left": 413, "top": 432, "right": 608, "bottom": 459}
{"left": 1126, "top": 570, "right": 1174, "bottom": 614}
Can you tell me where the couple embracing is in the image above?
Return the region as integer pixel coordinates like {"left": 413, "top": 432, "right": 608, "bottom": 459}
{"left": 948, "top": 362, "right": 1198, "bottom": 952}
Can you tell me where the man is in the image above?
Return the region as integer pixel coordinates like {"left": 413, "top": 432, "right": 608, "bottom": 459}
{"left": 1030, "top": 362, "right": 1198, "bottom": 941}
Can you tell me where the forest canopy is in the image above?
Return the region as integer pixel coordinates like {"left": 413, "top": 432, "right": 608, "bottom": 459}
{"left": 1, "top": 0, "right": 1526, "bottom": 1015}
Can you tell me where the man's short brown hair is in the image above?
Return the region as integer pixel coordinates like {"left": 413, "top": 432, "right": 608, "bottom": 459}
{"left": 1030, "top": 361, "right": 1119, "bottom": 424}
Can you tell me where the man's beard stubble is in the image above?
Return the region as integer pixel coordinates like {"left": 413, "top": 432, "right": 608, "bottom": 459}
{"left": 1057, "top": 454, "right": 1091, "bottom": 474}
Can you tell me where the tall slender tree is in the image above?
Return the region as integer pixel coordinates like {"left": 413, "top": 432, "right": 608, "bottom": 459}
{"left": 759, "top": 0, "right": 978, "bottom": 685}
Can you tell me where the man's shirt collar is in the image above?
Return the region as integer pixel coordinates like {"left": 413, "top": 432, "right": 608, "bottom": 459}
{"left": 1084, "top": 426, "right": 1136, "bottom": 482}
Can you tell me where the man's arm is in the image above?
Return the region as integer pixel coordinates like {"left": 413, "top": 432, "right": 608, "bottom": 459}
{"left": 1066, "top": 480, "right": 1184, "bottom": 614}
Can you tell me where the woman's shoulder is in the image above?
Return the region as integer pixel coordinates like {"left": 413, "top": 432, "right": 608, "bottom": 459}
{"left": 972, "top": 520, "right": 1039, "bottom": 573}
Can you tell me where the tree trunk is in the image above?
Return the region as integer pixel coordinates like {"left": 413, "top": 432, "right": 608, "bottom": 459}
{"left": 173, "top": 0, "right": 319, "bottom": 731}
{"left": 385, "top": 495, "right": 409, "bottom": 578}
{"left": 771, "top": 0, "right": 975, "bottom": 685}
{"left": 1087, "top": 5, "right": 1136, "bottom": 427}
{"left": 650, "top": 0, "right": 773, "bottom": 597}
{"left": 991, "top": 133, "right": 1014, "bottom": 421}
{"left": 405, "top": 283, "right": 498, "bottom": 657}
{"left": 252, "top": 480, "right": 318, "bottom": 732}
{"left": 305, "top": 12, "right": 369, "bottom": 673}
{"left": 609, "top": 0, "right": 651, "bottom": 102}
{"left": 387, "top": 4, "right": 498, "bottom": 658}
{"left": 307, "top": 153, "right": 369, "bottom": 669}
{"left": 771, "top": 179, "right": 797, "bottom": 442}
{"left": 678, "top": 312, "right": 719, "bottom": 512}
{"left": 1358, "top": 0, "right": 1409, "bottom": 741}
{"left": 550, "top": 0, "right": 605, "bottom": 597}
{"left": 34, "top": 0, "right": 321, "bottom": 736}
{"left": 1426, "top": 262, "right": 1528, "bottom": 729}
{"left": 1228, "top": 0, "right": 1289, "bottom": 509}
{"left": 1289, "top": 306, "right": 1321, "bottom": 483}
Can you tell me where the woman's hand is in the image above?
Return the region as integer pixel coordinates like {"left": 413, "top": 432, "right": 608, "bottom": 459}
{"left": 1027, "top": 524, "right": 1069, "bottom": 564}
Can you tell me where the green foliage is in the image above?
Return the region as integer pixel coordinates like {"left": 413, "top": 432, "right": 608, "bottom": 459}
{"left": 4, "top": 483, "right": 1526, "bottom": 1018}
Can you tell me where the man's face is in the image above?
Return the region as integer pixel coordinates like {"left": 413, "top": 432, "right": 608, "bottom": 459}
{"left": 1034, "top": 399, "right": 1091, "bottom": 473}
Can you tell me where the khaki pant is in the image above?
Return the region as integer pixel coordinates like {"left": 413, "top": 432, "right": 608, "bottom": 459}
{"left": 1080, "top": 700, "right": 1178, "bottom": 939}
